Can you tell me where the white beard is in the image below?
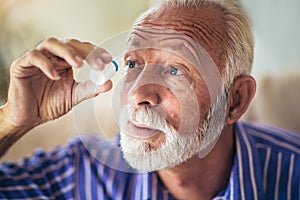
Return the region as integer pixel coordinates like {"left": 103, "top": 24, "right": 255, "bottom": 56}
{"left": 119, "top": 87, "right": 227, "bottom": 172}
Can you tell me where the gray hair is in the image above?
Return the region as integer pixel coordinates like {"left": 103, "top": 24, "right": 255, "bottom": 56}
{"left": 135, "top": 0, "right": 254, "bottom": 91}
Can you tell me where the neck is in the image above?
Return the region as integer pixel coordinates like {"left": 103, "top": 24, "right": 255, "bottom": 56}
{"left": 157, "top": 125, "right": 235, "bottom": 200}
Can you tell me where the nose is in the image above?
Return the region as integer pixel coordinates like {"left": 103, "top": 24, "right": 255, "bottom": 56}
{"left": 129, "top": 84, "right": 161, "bottom": 107}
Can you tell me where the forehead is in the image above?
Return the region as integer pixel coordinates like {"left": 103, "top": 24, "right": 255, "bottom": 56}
{"left": 127, "top": 27, "right": 203, "bottom": 56}
{"left": 126, "top": 4, "right": 227, "bottom": 71}
{"left": 126, "top": 27, "right": 214, "bottom": 72}
{"left": 141, "top": 4, "right": 226, "bottom": 50}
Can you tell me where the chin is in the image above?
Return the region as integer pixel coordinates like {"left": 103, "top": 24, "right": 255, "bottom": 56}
{"left": 120, "top": 128, "right": 204, "bottom": 172}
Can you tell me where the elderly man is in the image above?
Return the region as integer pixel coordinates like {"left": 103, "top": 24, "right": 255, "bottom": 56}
{"left": 0, "top": 0, "right": 299, "bottom": 199}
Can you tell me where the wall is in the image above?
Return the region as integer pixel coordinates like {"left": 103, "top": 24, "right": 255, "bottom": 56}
{"left": 241, "top": 0, "right": 300, "bottom": 77}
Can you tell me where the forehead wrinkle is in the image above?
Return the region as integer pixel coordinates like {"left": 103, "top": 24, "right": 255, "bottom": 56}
{"left": 134, "top": 23, "right": 225, "bottom": 70}
{"left": 127, "top": 32, "right": 146, "bottom": 49}
{"left": 145, "top": 17, "right": 224, "bottom": 40}
{"left": 139, "top": 20, "right": 224, "bottom": 49}
{"left": 133, "top": 27, "right": 198, "bottom": 51}
{"left": 129, "top": 28, "right": 201, "bottom": 64}
{"left": 131, "top": 31, "right": 147, "bottom": 41}
{"left": 128, "top": 27, "right": 195, "bottom": 52}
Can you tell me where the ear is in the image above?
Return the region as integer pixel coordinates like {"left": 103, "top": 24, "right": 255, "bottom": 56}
{"left": 226, "top": 75, "right": 256, "bottom": 124}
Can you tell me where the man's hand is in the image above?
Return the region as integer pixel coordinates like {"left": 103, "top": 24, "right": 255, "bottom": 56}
{"left": 2, "top": 37, "right": 113, "bottom": 130}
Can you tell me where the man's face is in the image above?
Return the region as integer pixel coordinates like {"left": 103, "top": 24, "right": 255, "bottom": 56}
{"left": 118, "top": 5, "right": 228, "bottom": 171}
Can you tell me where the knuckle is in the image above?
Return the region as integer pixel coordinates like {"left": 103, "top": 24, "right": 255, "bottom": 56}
{"left": 26, "top": 49, "right": 40, "bottom": 57}
{"left": 37, "top": 37, "right": 58, "bottom": 49}
{"left": 66, "top": 38, "right": 81, "bottom": 44}
{"left": 38, "top": 37, "right": 58, "bottom": 48}
{"left": 10, "top": 49, "right": 39, "bottom": 70}
{"left": 82, "top": 41, "right": 96, "bottom": 49}
{"left": 82, "top": 41, "right": 92, "bottom": 46}
{"left": 44, "top": 37, "right": 58, "bottom": 44}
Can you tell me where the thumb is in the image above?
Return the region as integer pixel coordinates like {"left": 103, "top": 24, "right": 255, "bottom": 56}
{"left": 72, "top": 80, "right": 113, "bottom": 106}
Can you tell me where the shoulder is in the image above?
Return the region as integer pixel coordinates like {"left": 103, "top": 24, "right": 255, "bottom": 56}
{"left": 235, "top": 121, "right": 300, "bottom": 197}
{"left": 0, "top": 136, "right": 90, "bottom": 199}
{"left": 235, "top": 120, "right": 300, "bottom": 155}
{"left": 0, "top": 135, "right": 106, "bottom": 180}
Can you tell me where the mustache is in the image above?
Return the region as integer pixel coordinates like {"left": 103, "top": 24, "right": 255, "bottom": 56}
{"left": 125, "top": 105, "right": 174, "bottom": 133}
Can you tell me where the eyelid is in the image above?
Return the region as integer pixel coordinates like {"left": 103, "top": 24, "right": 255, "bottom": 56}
{"left": 125, "top": 56, "right": 137, "bottom": 65}
{"left": 170, "top": 63, "right": 189, "bottom": 75}
{"left": 125, "top": 55, "right": 133, "bottom": 63}
{"left": 124, "top": 52, "right": 137, "bottom": 63}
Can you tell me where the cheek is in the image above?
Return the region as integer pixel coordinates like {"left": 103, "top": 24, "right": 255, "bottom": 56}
{"left": 191, "top": 80, "right": 211, "bottom": 122}
{"left": 161, "top": 92, "right": 182, "bottom": 130}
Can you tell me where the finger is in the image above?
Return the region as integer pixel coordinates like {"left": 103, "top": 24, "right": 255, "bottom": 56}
{"left": 12, "top": 49, "right": 60, "bottom": 80}
{"left": 37, "top": 37, "right": 83, "bottom": 68}
{"left": 72, "top": 80, "right": 113, "bottom": 106}
{"left": 41, "top": 51, "right": 73, "bottom": 71}
{"left": 66, "top": 39, "right": 112, "bottom": 70}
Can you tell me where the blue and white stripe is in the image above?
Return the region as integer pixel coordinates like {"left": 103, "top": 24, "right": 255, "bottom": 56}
{"left": 0, "top": 120, "right": 299, "bottom": 199}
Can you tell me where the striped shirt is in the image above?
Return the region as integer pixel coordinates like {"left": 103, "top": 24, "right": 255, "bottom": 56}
{"left": 0, "top": 120, "right": 299, "bottom": 199}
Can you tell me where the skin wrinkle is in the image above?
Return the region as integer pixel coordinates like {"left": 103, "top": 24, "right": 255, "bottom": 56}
{"left": 140, "top": 20, "right": 224, "bottom": 45}
{"left": 137, "top": 21, "right": 209, "bottom": 50}
{"left": 130, "top": 28, "right": 198, "bottom": 52}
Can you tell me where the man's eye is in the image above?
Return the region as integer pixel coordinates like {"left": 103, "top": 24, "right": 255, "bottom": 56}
{"left": 127, "top": 61, "right": 136, "bottom": 68}
{"left": 169, "top": 66, "right": 179, "bottom": 75}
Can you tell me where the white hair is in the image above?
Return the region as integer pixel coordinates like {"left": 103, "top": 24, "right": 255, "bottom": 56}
{"left": 152, "top": 0, "right": 235, "bottom": 7}
{"left": 135, "top": 0, "right": 254, "bottom": 92}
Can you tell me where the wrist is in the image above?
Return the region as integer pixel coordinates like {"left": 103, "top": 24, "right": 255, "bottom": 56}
{"left": 0, "top": 104, "right": 36, "bottom": 158}
{"left": 0, "top": 104, "right": 34, "bottom": 136}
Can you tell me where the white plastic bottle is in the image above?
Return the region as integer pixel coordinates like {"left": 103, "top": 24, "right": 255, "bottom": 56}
{"left": 89, "top": 60, "right": 118, "bottom": 85}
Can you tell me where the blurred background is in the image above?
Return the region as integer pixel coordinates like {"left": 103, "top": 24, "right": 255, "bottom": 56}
{"left": 0, "top": 0, "right": 299, "bottom": 161}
